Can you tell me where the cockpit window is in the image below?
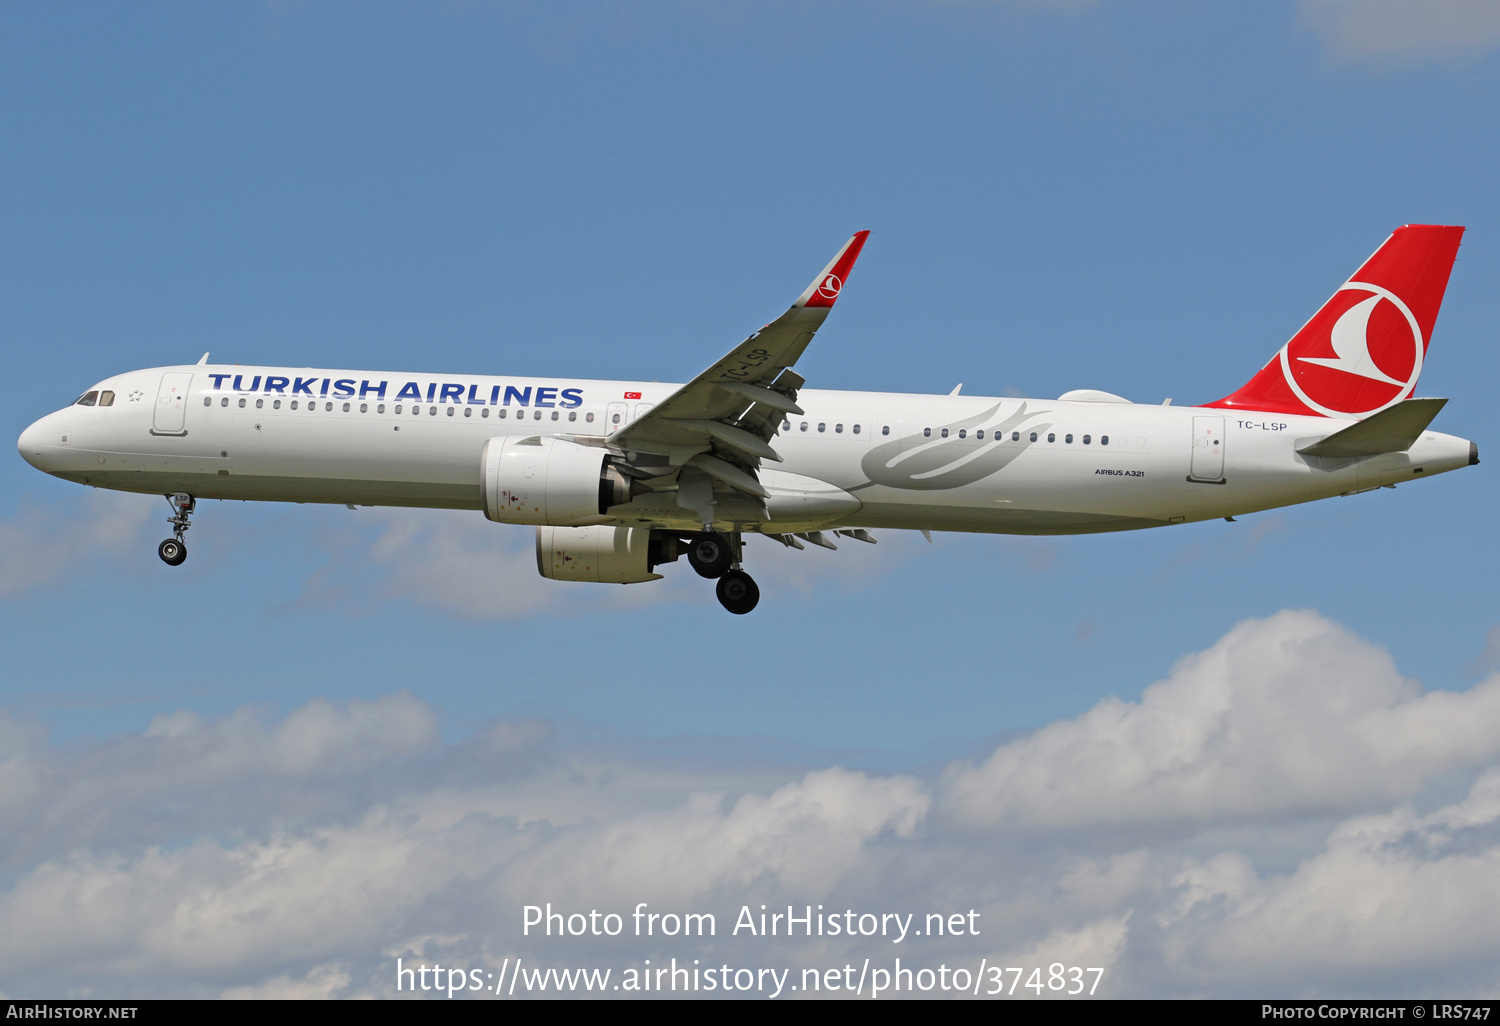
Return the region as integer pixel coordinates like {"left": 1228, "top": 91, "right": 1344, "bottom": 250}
{"left": 99, "top": 391, "right": 115, "bottom": 407}
{"left": 76, "top": 391, "right": 99, "bottom": 407}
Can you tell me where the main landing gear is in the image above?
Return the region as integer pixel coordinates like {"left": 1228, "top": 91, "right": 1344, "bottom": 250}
{"left": 687, "top": 530, "right": 759, "bottom": 615}
{"left": 158, "top": 492, "right": 194, "bottom": 567}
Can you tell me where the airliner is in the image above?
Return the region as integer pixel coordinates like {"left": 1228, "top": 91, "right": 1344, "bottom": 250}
{"left": 17, "top": 225, "right": 1478, "bottom": 613}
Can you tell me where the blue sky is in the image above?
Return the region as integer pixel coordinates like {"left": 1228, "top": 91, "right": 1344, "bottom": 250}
{"left": 3, "top": 0, "right": 1500, "bottom": 999}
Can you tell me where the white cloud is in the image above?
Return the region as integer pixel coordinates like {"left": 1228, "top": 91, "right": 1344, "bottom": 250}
{"left": 942, "top": 610, "right": 1500, "bottom": 830}
{"left": 0, "top": 693, "right": 438, "bottom": 869}
{"left": 0, "top": 491, "right": 154, "bottom": 599}
{"left": 1301, "top": 0, "right": 1500, "bottom": 63}
{"left": 498, "top": 767, "right": 928, "bottom": 907}
{"left": 1164, "top": 768, "right": 1500, "bottom": 988}
{"left": 0, "top": 693, "right": 928, "bottom": 992}
{"left": 3, "top": 613, "right": 1500, "bottom": 996}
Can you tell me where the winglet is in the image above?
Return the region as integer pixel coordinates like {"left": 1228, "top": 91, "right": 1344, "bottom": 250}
{"left": 795, "top": 231, "right": 870, "bottom": 309}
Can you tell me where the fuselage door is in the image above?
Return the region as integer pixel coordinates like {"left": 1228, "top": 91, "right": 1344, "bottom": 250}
{"left": 152, "top": 372, "right": 193, "bottom": 436}
{"left": 1189, "top": 415, "right": 1225, "bottom": 483}
{"left": 606, "top": 401, "right": 628, "bottom": 433}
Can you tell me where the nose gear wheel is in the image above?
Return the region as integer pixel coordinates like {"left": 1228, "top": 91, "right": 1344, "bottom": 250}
{"left": 158, "top": 492, "right": 195, "bottom": 566}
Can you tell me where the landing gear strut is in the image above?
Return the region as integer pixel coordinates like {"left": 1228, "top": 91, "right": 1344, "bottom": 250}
{"left": 158, "top": 492, "right": 194, "bottom": 566}
{"left": 687, "top": 531, "right": 760, "bottom": 614}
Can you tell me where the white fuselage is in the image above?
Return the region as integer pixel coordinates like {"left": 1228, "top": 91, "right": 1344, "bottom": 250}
{"left": 18, "top": 364, "right": 1476, "bottom": 536}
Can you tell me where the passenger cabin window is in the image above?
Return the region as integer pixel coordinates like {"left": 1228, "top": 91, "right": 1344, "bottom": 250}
{"left": 257, "top": 398, "right": 265, "bottom": 409}
{"left": 1064, "top": 433, "right": 1072, "bottom": 443}
{"left": 274, "top": 400, "right": 282, "bottom": 409}
{"left": 941, "top": 428, "right": 949, "bottom": 438}
{"left": 77, "top": 391, "right": 99, "bottom": 406}
{"left": 1101, "top": 435, "right": 1109, "bottom": 445}
{"left": 818, "top": 423, "right": 826, "bottom": 432}
{"left": 957, "top": 429, "right": 966, "bottom": 439}
{"left": 923, "top": 428, "right": 931, "bottom": 438}
{"left": 585, "top": 411, "right": 594, "bottom": 422}
{"left": 1012, "top": 431, "right": 1020, "bottom": 441}
{"left": 834, "top": 423, "right": 842, "bottom": 433}
{"left": 220, "top": 397, "right": 228, "bottom": 407}
{"left": 853, "top": 424, "right": 861, "bottom": 434}
{"left": 1047, "top": 433, "right": 1055, "bottom": 443}
{"left": 1029, "top": 432, "right": 1037, "bottom": 442}
{"left": 203, "top": 397, "right": 212, "bottom": 407}
{"left": 976, "top": 430, "right": 983, "bottom": 439}
{"left": 1083, "top": 434, "right": 1091, "bottom": 444}
{"left": 882, "top": 425, "right": 890, "bottom": 435}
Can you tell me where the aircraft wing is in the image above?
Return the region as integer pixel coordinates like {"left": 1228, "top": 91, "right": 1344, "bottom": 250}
{"left": 611, "top": 231, "right": 869, "bottom": 503}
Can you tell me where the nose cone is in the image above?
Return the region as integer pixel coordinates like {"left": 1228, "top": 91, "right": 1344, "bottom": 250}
{"left": 17, "top": 413, "right": 60, "bottom": 472}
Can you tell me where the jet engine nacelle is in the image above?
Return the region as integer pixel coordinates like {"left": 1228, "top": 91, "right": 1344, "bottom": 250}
{"left": 536, "top": 525, "right": 666, "bottom": 584}
{"left": 482, "top": 435, "right": 631, "bottom": 526}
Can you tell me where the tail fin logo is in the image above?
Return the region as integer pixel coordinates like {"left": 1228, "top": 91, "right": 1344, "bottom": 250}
{"left": 816, "top": 273, "right": 843, "bottom": 300}
{"left": 1279, "top": 282, "right": 1424, "bottom": 417}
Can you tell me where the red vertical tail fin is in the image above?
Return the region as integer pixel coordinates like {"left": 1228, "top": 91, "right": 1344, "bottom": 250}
{"left": 1205, "top": 225, "right": 1464, "bottom": 418}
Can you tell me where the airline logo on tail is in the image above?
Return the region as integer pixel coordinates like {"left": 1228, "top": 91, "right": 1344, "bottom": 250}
{"left": 1283, "top": 281, "right": 1425, "bottom": 416}
{"left": 1207, "top": 224, "right": 1463, "bottom": 419}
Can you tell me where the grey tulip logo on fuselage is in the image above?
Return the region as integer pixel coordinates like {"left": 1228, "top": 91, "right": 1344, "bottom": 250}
{"left": 853, "top": 402, "right": 1052, "bottom": 491}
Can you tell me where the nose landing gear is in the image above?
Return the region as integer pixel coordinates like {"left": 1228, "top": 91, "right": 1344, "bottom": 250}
{"left": 158, "top": 492, "right": 194, "bottom": 566}
{"left": 687, "top": 531, "right": 760, "bottom": 614}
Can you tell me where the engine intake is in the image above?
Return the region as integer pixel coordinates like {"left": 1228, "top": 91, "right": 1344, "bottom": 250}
{"left": 483, "top": 436, "right": 631, "bottom": 526}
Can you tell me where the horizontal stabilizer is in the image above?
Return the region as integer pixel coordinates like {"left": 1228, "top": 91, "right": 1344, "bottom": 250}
{"left": 1297, "top": 398, "right": 1447, "bottom": 459}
